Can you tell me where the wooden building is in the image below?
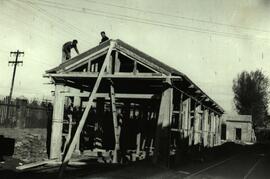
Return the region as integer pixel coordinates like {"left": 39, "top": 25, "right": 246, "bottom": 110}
{"left": 44, "top": 39, "right": 224, "bottom": 167}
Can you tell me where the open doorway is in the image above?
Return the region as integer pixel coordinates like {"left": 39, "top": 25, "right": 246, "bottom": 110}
{"left": 235, "top": 128, "right": 242, "bottom": 140}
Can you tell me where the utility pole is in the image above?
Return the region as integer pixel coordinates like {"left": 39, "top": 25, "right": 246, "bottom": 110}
{"left": 6, "top": 50, "right": 24, "bottom": 122}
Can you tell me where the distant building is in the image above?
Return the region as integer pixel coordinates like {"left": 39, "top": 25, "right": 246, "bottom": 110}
{"left": 221, "top": 114, "right": 256, "bottom": 144}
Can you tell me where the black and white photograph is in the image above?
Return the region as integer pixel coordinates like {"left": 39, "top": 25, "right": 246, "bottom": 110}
{"left": 0, "top": 0, "right": 270, "bottom": 178}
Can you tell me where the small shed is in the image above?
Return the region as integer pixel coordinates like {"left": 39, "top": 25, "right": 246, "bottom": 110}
{"left": 221, "top": 114, "right": 255, "bottom": 143}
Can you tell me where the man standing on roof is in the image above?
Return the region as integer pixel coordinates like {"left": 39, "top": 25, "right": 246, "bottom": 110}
{"left": 62, "top": 39, "right": 79, "bottom": 62}
{"left": 100, "top": 31, "right": 109, "bottom": 44}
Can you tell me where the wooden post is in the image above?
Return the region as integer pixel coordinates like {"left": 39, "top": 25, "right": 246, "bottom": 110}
{"left": 203, "top": 109, "right": 209, "bottom": 147}
{"left": 136, "top": 132, "right": 141, "bottom": 157}
{"left": 87, "top": 59, "right": 91, "bottom": 72}
{"left": 215, "top": 115, "right": 220, "bottom": 145}
{"left": 110, "top": 84, "right": 120, "bottom": 163}
{"left": 16, "top": 99, "right": 27, "bottom": 128}
{"left": 210, "top": 112, "right": 215, "bottom": 147}
{"left": 73, "top": 96, "right": 81, "bottom": 154}
{"left": 63, "top": 115, "right": 72, "bottom": 154}
{"left": 182, "top": 98, "right": 190, "bottom": 138}
{"left": 114, "top": 51, "right": 120, "bottom": 73}
{"left": 194, "top": 105, "right": 201, "bottom": 145}
{"left": 133, "top": 61, "right": 137, "bottom": 74}
{"left": 59, "top": 41, "right": 115, "bottom": 177}
{"left": 50, "top": 84, "right": 65, "bottom": 160}
{"left": 153, "top": 77, "right": 173, "bottom": 167}
{"left": 178, "top": 93, "right": 183, "bottom": 135}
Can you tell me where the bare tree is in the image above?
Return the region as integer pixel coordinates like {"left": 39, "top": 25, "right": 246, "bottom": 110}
{"left": 232, "top": 70, "right": 269, "bottom": 127}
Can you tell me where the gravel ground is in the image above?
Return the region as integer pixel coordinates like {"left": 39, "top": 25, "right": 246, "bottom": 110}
{"left": 0, "top": 128, "right": 48, "bottom": 163}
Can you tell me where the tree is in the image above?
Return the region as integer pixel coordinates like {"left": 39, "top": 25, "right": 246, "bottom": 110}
{"left": 232, "top": 70, "right": 269, "bottom": 127}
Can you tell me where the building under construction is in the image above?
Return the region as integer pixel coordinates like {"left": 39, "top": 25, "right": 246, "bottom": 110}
{"left": 45, "top": 39, "right": 224, "bottom": 166}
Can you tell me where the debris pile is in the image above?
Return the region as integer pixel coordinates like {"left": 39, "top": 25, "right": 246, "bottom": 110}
{"left": 0, "top": 128, "right": 48, "bottom": 163}
{"left": 14, "top": 133, "right": 47, "bottom": 163}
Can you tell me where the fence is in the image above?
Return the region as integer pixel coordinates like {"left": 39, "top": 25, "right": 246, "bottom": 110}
{"left": 0, "top": 97, "right": 53, "bottom": 128}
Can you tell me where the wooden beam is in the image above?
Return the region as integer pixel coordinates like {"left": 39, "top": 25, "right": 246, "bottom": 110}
{"left": 178, "top": 92, "right": 183, "bottom": 134}
{"left": 44, "top": 72, "right": 182, "bottom": 80}
{"left": 87, "top": 59, "right": 91, "bottom": 72}
{"left": 110, "top": 84, "right": 120, "bottom": 163}
{"left": 62, "top": 115, "right": 73, "bottom": 155}
{"left": 67, "top": 51, "right": 107, "bottom": 72}
{"left": 194, "top": 105, "right": 201, "bottom": 145}
{"left": 153, "top": 77, "right": 173, "bottom": 167}
{"left": 133, "top": 60, "right": 137, "bottom": 74}
{"left": 115, "top": 45, "right": 170, "bottom": 75}
{"left": 188, "top": 84, "right": 195, "bottom": 89}
{"left": 114, "top": 51, "right": 120, "bottom": 73}
{"left": 64, "top": 93, "right": 156, "bottom": 99}
{"left": 203, "top": 109, "right": 209, "bottom": 147}
{"left": 59, "top": 41, "right": 115, "bottom": 178}
{"left": 50, "top": 84, "right": 65, "bottom": 160}
{"left": 64, "top": 47, "right": 109, "bottom": 72}
{"left": 118, "top": 51, "right": 160, "bottom": 74}
{"left": 182, "top": 98, "right": 191, "bottom": 138}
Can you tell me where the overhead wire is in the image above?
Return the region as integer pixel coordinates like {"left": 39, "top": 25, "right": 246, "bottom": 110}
{"left": 84, "top": 0, "right": 270, "bottom": 35}
{"left": 12, "top": 0, "right": 90, "bottom": 46}
{"left": 25, "top": 4, "right": 94, "bottom": 45}
{"left": 3, "top": 1, "right": 87, "bottom": 67}
{"left": 17, "top": 0, "right": 270, "bottom": 42}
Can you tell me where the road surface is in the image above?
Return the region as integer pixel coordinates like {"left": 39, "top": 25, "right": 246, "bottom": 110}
{"left": 1, "top": 143, "right": 269, "bottom": 179}
{"left": 173, "top": 144, "right": 270, "bottom": 179}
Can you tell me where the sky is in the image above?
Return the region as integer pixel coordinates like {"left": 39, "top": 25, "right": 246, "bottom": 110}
{"left": 1, "top": 0, "right": 270, "bottom": 113}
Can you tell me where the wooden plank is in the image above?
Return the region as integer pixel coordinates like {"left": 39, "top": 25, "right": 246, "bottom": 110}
{"left": 63, "top": 92, "right": 155, "bottom": 99}
{"left": 45, "top": 73, "right": 181, "bottom": 80}
{"left": 16, "top": 159, "right": 58, "bottom": 170}
{"left": 110, "top": 84, "right": 120, "bottom": 163}
{"left": 59, "top": 41, "right": 115, "bottom": 178}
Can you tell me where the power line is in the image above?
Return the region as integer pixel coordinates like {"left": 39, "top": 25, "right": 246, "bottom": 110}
{"left": 18, "top": 0, "right": 270, "bottom": 42}
{"left": 1, "top": 2, "right": 61, "bottom": 49}
{"left": 28, "top": 2, "right": 96, "bottom": 38}
{"left": 6, "top": 50, "right": 24, "bottom": 121}
{"left": 24, "top": 3, "right": 93, "bottom": 45}
{"left": 11, "top": 0, "right": 90, "bottom": 46}
{"left": 20, "top": 0, "right": 270, "bottom": 40}
{"left": 84, "top": 0, "right": 270, "bottom": 34}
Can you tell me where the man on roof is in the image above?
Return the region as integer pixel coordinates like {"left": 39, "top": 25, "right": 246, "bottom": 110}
{"left": 100, "top": 31, "right": 109, "bottom": 44}
{"left": 62, "top": 39, "right": 79, "bottom": 62}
